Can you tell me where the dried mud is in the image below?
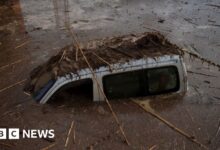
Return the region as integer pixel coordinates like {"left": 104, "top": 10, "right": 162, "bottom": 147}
{"left": 24, "top": 32, "right": 182, "bottom": 95}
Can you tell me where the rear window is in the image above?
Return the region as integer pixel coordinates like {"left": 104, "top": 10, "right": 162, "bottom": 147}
{"left": 147, "top": 67, "right": 179, "bottom": 94}
{"left": 103, "top": 66, "right": 179, "bottom": 99}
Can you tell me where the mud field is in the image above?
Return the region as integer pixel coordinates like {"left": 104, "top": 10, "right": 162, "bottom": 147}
{"left": 0, "top": 0, "right": 220, "bottom": 150}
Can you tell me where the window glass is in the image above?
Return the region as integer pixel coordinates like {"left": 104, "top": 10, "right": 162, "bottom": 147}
{"left": 103, "top": 71, "right": 144, "bottom": 99}
{"left": 147, "top": 67, "right": 179, "bottom": 94}
{"left": 103, "top": 66, "right": 179, "bottom": 99}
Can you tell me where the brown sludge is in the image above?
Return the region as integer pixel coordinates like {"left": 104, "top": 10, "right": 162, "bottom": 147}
{"left": 24, "top": 32, "right": 182, "bottom": 95}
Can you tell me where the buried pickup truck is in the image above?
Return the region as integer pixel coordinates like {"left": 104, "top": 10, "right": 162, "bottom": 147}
{"left": 24, "top": 32, "right": 187, "bottom": 104}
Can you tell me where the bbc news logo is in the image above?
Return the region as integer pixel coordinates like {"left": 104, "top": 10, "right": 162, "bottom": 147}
{"left": 0, "top": 128, "right": 55, "bottom": 139}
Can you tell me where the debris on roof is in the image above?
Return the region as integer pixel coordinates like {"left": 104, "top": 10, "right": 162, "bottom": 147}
{"left": 24, "top": 32, "right": 183, "bottom": 95}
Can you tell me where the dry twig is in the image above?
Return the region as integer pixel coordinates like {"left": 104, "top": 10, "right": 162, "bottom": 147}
{"left": 65, "top": 19, "right": 130, "bottom": 146}
{"left": 133, "top": 99, "right": 208, "bottom": 150}
{"left": 73, "top": 124, "right": 76, "bottom": 144}
{"left": 59, "top": 50, "right": 66, "bottom": 63}
{"left": 23, "top": 91, "right": 31, "bottom": 96}
{"left": 0, "top": 59, "right": 23, "bottom": 71}
{"left": 181, "top": 48, "right": 220, "bottom": 69}
{"left": 92, "top": 52, "right": 113, "bottom": 71}
{"left": 0, "top": 79, "right": 27, "bottom": 93}
{"left": 215, "top": 119, "right": 220, "bottom": 138}
{"left": 41, "top": 143, "right": 56, "bottom": 150}
{"left": 15, "top": 40, "right": 29, "bottom": 49}
{"left": 78, "top": 46, "right": 130, "bottom": 145}
{"left": 206, "top": 4, "right": 220, "bottom": 9}
{"left": 109, "top": 46, "right": 133, "bottom": 58}
{"left": 65, "top": 121, "right": 74, "bottom": 148}
{"left": 149, "top": 144, "right": 157, "bottom": 150}
{"left": 187, "top": 70, "right": 217, "bottom": 77}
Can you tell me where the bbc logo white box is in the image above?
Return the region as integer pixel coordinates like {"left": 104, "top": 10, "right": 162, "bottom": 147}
{"left": 8, "top": 128, "right": 20, "bottom": 139}
{"left": 0, "top": 128, "right": 7, "bottom": 139}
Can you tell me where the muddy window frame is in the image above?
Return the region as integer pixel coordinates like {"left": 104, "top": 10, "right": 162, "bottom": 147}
{"left": 102, "top": 66, "right": 180, "bottom": 100}
{"left": 33, "top": 77, "right": 94, "bottom": 103}
{"left": 47, "top": 78, "right": 94, "bottom": 103}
